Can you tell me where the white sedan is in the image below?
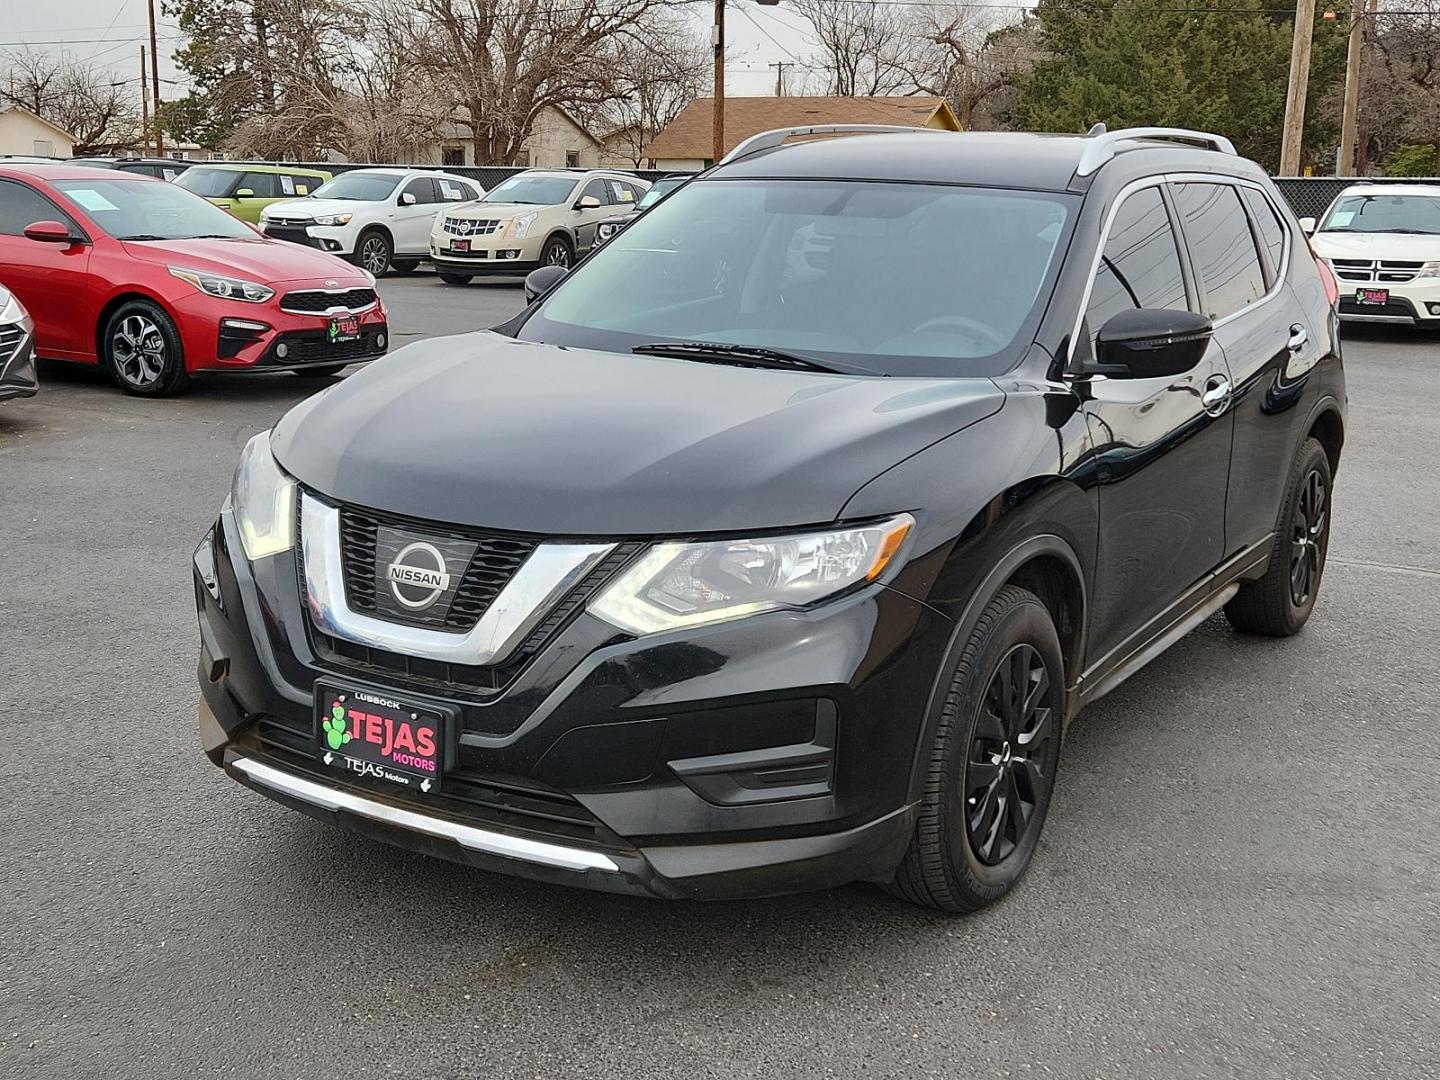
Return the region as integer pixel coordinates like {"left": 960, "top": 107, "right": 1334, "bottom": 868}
{"left": 259, "top": 168, "right": 485, "bottom": 275}
{"left": 1305, "top": 184, "right": 1440, "bottom": 326}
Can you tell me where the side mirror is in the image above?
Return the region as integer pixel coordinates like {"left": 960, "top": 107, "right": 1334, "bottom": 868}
{"left": 400, "top": 192, "right": 417, "bottom": 206}
{"left": 23, "top": 220, "right": 76, "bottom": 245}
{"left": 524, "top": 265, "right": 568, "bottom": 303}
{"left": 1298, "top": 216, "right": 1316, "bottom": 235}
{"left": 575, "top": 195, "right": 602, "bottom": 210}
{"left": 234, "top": 188, "right": 254, "bottom": 199}
{"left": 1092, "top": 308, "right": 1213, "bottom": 378}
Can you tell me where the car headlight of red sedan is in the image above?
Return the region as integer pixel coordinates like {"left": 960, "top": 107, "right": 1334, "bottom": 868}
{"left": 168, "top": 266, "right": 275, "bottom": 303}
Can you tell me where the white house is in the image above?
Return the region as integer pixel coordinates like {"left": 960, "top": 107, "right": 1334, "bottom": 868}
{"left": 428, "top": 106, "right": 607, "bottom": 168}
{"left": 0, "top": 105, "right": 76, "bottom": 158}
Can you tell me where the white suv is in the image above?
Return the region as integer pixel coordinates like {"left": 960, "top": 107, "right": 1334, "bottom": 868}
{"left": 260, "top": 168, "right": 485, "bottom": 275}
{"left": 429, "top": 170, "right": 649, "bottom": 284}
{"left": 1306, "top": 183, "right": 1440, "bottom": 325}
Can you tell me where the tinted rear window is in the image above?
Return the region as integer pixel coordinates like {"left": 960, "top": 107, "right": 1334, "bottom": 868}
{"left": 1172, "top": 183, "right": 1267, "bottom": 320}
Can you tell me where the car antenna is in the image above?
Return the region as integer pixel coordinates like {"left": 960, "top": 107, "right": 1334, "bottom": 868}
{"left": 1087, "top": 122, "right": 1107, "bottom": 136}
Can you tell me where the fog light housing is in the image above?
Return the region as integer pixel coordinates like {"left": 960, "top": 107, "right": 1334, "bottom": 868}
{"left": 323, "top": 239, "right": 341, "bottom": 252}
{"left": 498, "top": 249, "right": 520, "bottom": 259}
{"left": 1428, "top": 303, "right": 1440, "bottom": 315}
{"left": 275, "top": 341, "right": 289, "bottom": 359}
{"left": 376, "top": 332, "right": 387, "bottom": 349}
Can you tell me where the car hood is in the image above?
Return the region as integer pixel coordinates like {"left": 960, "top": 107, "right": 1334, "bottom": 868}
{"left": 271, "top": 332, "right": 1006, "bottom": 536}
{"left": 446, "top": 202, "right": 545, "bottom": 221}
{"left": 121, "top": 236, "right": 368, "bottom": 285}
{"left": 1310, "top": 231, "right": 1440, "bottom": 260}
{"left": 260, "top": 198, "right": 356, "bottom": 220}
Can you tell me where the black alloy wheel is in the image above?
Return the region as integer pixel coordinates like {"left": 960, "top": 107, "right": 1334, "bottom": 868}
{"left": 1291, "top": 467, "right": 1327, "bottom": 606}
{"left": 965, "top": 643, "right": 1057, "bottom": 866}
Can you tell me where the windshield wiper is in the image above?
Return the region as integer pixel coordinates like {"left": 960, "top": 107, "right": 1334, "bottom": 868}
{"left": 118, "top": 233, "right": 167, "bottom": 241}
{"left": 631, "top": 341, "right": 856, "bottom": 374}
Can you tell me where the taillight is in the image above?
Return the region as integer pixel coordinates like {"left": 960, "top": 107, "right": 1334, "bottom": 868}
{"left": 1316, "top": 256, "right": 1339, "bottom": 306}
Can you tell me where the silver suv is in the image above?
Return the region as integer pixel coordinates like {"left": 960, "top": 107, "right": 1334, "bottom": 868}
{"left": 429, "top": 169, "right": 650, "bottom": 284}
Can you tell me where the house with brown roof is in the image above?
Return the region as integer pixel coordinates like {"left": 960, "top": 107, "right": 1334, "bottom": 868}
{"left": 640, "top": 96, "right": 962, "bottom": 171}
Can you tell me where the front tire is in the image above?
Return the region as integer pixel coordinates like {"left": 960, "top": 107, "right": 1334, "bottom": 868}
{"left": 438, "top": 272, "right": 472, "bottom": 286}
{"left": 102, "top": 300, "right": 190, "bottom": 397}
{"left": 888, "top": 585, "right": 1064, "bottom": 913}
{"left": 1225, "top": 437, "right": 1332, "bottom": 636}
{"left": 354, "top": 229, "right": 392, "bottom": 276}
{"left": 540, "top": 235, "right": 573, "bottom": 269}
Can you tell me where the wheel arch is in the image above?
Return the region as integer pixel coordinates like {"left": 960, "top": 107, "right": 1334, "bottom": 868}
{"left": 1306, "top": 401, "right": 1345, "bottom": 476}
{"left": 94, "top": 290, "right": 175, "bottom": 362}
{"left": 542, "top": 228, "right": 575, "bottom": 254}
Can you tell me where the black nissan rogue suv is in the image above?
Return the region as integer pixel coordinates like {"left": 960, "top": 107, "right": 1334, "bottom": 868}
{"left": 194, "top": 125, "right": 1346, "bottom": 912}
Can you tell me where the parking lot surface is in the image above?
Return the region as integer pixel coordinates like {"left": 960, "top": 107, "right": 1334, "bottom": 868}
{"left": 2, "top": 276, "right": 1436, "bottom": 1080}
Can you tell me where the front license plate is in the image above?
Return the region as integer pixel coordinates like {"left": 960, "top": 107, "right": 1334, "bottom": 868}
{"left": 328, "top": 314, "right": 361, "bottom": 343}
{"left": 315, "top": 681, "right": 448, "bottom": 794}
{"left": 451, "top": 238, "right": 470, "bottom": 252}
{"left": 1356, "top": 287, "right": 1389, "bottom": 306}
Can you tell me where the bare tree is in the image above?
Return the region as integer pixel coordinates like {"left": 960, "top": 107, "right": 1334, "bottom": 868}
{"left": 594, "top": 15, "right": 707, "bottom": 165}
{"left": 789, "top": 0, "right": 917, "bottom": 97}
{"left": 1358, "top": 3, "right": 1440, "bottom": 171}
{"left": 1, "top": 48, "right": 139, "bottom": 153}
{"left": 905, "top": 6, "right": 1039, "bottom": 130}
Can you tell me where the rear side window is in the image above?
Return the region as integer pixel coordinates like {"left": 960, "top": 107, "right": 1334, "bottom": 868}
{"left": 1239, "top": 186, "right": 1286, "bottom": 279}
{"left": 1172, "top": 183, "right": 1267, "bottom": 319}
{"left": 1084, "top": 185, "right": 1188, "bottom": 344}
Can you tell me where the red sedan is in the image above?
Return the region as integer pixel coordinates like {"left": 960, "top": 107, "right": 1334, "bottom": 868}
{"left": 0, "top": 165, "right": 388, "bottom": 396}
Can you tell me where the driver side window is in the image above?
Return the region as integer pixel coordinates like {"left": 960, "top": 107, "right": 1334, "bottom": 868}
{"left": 579, "top": 179, "right": 609, "bottom": 205}
{"left": 1084, "top": 186, "right": 1188, "bottom": 352}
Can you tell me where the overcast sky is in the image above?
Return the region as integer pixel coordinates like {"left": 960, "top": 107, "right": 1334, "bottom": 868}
{"left": 0, "top": 0, "right": 829, "bottom": 98}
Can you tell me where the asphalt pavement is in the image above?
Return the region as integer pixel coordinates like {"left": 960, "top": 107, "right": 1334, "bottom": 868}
{"left": 2, "top": 276, "right": 1437, "bottom": 1080}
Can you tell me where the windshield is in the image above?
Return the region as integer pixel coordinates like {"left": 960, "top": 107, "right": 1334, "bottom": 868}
{"left": 174, "top": 167, "right": 239, "bottom": 197}
{"left": 518, "top": 179, "right": 1075, "bottom": 377}
{"left": 637, "top": 177, "right": 683, "bottom": 210}
{"left": 1320, "top": 194, "right": 1440, "bottom": 235}
{"left": 53, "top": 178, "right": 256, "bottom": 240}
{"left": 310, "top": 172, "right": 401, "bottom": 201}
{"left": 483, "top": 175, "right": 577, "bottom": 206}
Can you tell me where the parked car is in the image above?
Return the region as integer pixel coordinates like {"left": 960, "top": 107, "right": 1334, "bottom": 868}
{"left": 70, "top": 156, "right": 190, "bottom": 181}
{"left": 0, "top": 282, "right": 38, "bottom": 402}
{"left": 175, "top": 163, "right": 332, "bottom": 223}
{"left": 429, "top": 169, "right": 649, "bottom": 284}
{"left": 1304, "top": 184, "right": 1440, "bottom": 326}
{"left": 260, "top": 167, "right": 484, "bottom": 275}
{"left": 590, "top": 174, "right": 687, "bottom": 250}
{"left": 0, "top": 164, "right": 386, "bottom": 396}
{"left": 196, "top": 126, "right": 1345, "bottom": 911}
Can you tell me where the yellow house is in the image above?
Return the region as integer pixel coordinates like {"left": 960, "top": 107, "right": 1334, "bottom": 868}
{"left": 0, "top": 105, "right": 76, "bottom": 158}
{"left": 641, "top": 96, "right": 963, "bottom": 171}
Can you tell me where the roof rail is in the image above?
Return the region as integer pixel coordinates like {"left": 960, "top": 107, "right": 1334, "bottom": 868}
{"left": 720, "top": 124, "right": 947, "bottom": 165}
{"left": 1075, "top": 126, "right": 1237, "bottom": 177}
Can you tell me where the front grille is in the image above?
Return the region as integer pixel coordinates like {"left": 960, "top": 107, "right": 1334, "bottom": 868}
{"left": 280, "top": 288, "right": 377, "bottom": 314}
{"left": 339, "top": 505, "right": 539, "bottom": 631}
{"left": 443, "top": 217, "right": 502, "bottom": 237}
{"left": 438, "top": 248, "right": 490, "bottom": 259}
{"left": 1329, "top": 258, "right": 1425, "bottom": 283}
{"left": 264, "top": 225, "right": 321, "bottom": 248}
{"left": 245, "top": 718, "right": 610, "bottom": 845}
{"left": 267, "top": 330, "right": 387, "bottom": 365}
{"left": 0, "top": 325, "right": 23, "bottom": 365}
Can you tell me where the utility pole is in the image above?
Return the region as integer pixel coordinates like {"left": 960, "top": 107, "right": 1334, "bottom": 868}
{"left": 147, "top": 0, "right": 164, "bottom": 156}
{"left": 712, "top": 0, "right": 725, "bottom": 164}
{"left": 140, "top": 46, "right": 150, "bottom": 156}
{"left": 1337, "top": 0, "right": 1364, "bottom": 176}
{"left": 769, "top": 61, "right": 792, "bottom": 97}
{"left": 1279, "top": 0, "right": 1316, "bottom": 175}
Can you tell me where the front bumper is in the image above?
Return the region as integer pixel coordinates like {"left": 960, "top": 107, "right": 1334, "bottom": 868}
{"left": 1336, "top": 280, "right": 1440, "bottom": 324}
{"left": 171, "top": 286, "right": 389, "bottom": 372}
{"left": 430, "top": 235, "right": 541, "bottom": 275}
{"left": 194, "top": 505, "right": 950, "bottom": 899}
{"left": 261, "top": 222, "right": 358, "bottom": 256}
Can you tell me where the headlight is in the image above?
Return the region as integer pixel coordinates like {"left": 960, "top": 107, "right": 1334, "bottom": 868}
{"left": 0, "top": 289, "right": 31, "bottom": 330}
{"left": 170, "top": 266, "right": 274, "bottom": 303}
{"left": 590, "top": 515, "right": 914, "bottom": 636}
{"left": 505, "top": 211, "right": 539, "bottom": 239}
{"left": 597, "top": 221, "right": 621, "bottom": 240}
{"left": 312, "top": 213, "right": 352, "bottom": 226}
{"left": 232, "top": 431, "right": 296, "bottom": 561}
{"left": 1417, "top": 261, "right": 1440, "bottom": 279}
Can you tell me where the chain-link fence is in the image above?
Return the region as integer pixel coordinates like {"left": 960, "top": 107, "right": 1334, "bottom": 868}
{"left": 213, "top": 159, "right": 1437, "bottom": 219}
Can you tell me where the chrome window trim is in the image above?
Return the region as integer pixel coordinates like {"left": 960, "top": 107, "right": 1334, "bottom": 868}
{"left": 300, "top": 492, "right": 616, "bottom": 666}
{"left": 231, "top": 757, "right": 620, "bottom": 872}
{"left": 1067, "top": 173, "right": 1293, "bottom": 371}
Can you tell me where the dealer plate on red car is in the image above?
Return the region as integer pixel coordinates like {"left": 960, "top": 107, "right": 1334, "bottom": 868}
{"left": 315, "top": 680, "right": 450, "bottom": 794}
{"left": 328, "top": 314, "right": 361, "bottom": 343}
{"left": 1355, "top": 287, "right": 1389, "bottom": 306}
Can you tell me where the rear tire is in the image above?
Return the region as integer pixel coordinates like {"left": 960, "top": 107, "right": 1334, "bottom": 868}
{"left": 438, "top": 272, "right": 472, "bottom": 286}
{"left": 887, "top": 585, "right": 1065, "bottom": 913}
{"left": 102, "top": 300, "right": 190, "bottom": 397}
{"left": 1225, "top": 437, "right": 1332, "bottom": 636}
{"left": 354, "top": 229, "right": 392, "bottom": 276}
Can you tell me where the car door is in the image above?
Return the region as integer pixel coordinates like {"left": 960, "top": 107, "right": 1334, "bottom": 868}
{"left": 0, "top": 178, "right": 94, "bottom": 359}
{"left": 1074, "top": 181, "right": 1234, "bottom": 665}
{"left": 1206, "top": 182, "right": 1320, "bottom": 562}
{"left": 393, "top": 177, "right": 439, "bottom": 255}
{"left": 572, "top": 178, "right": 613, "bottom": 252}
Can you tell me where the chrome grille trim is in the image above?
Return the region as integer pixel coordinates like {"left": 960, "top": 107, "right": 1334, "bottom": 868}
{"left": 1328, "top": 258, "right": 1423, "bottom": 284}
{"left": 300, "top": 492, "right": 615, "bottom": 666}
{"left": 443, "top": 217, "right": 503, "bottom": 237}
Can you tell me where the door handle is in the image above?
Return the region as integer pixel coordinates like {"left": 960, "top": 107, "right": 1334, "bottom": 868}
{"left": 1201, "top": 375, "right": 1232, "bottom": 416}
{"left": 1287, "top": 324, "right": 1308, "bottom": 353}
